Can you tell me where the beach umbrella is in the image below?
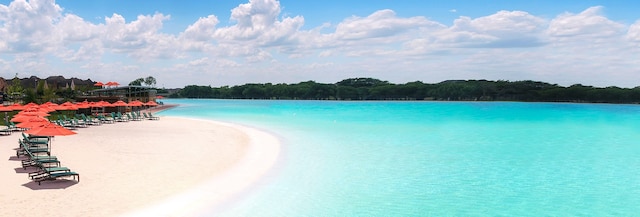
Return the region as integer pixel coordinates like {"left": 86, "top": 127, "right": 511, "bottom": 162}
{"left": 128, "top": 100, "right": 143, "bottom": 107}
{"left": 75, "top": 101, "right": 91, "bottom": 109}
{"left": 25, "top": 122, "right": 77, "bottom": 153}
{"left": 112, "top": 100, "right": 128, "bottom": 113}
{"left": 112, "top": 100, "right": 128, "bottom": 107}
{"left": 128, "top": 100, "right": 143, "bottom": 112}
{"left": 98, "top": 100, "right": 115, "bottom": 107}
{"left": 89, "top": 102, "right": 102, "bottom": 108}
{"left": 14, "top": 111, "right": 50, "bottom": 118}
{"left": 42, "top": 102, "right": 59, "bottom": 107}
{"left": 8, "top": 103, "right": 25, "bottom": 111}
{"left": 11, "top": 114, "right": 49, "bottom": 123}
{"left": 56, "top": 104, "right": 79, "bottom": 111}
{"left": 26, "top": 122, "right": 76, "bottom": 136}
{"left": 105, "top": 81, "right": 120, "bottom": 88}
{"left": 15, "top": 117, "right": 50, "bottom": 129}
{"left": 25, "top": 102, "right": 39, "bottom": 107}
{"left": 57, "top": 102, "right": 79, "bottom": 111}
{"left": 144, "top": 101, "right": 158, "bottom": 106}
{"left": 20, "top": 106, "right": 51, "bottom": 113}
{"left": 94, "top": 82, "right": 104, "bottom": 87}
{"left": 156, "top": 95, "right": 164, "bottom": 99}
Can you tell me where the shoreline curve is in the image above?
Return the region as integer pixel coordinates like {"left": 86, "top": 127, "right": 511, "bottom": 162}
{"left": 122, "top": 118, "right": 281, "bottom": 216}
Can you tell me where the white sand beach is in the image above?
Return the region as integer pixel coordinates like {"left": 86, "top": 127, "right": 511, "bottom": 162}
{"left": 0, "top": 115, "right": 280, "bottom": 217}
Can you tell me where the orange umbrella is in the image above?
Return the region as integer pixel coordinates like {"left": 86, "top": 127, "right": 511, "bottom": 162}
{"left": 15, "top": 117, "right": 50, "bottom": 129}
{"left": 156, "top": 95, "right": 164, "bottom": 99}
{"left": 26, "top": 122, "right": 77, "bottom": 136}
{"left": 144, "top": 101, "right": 158, "bottom": 106}
{"left": 89, "top": 102, "right": 102, "bottom": 108}
{"left": 42, "top": 102, "right": 59, "bottom": 107}
{"left": 75, "top": 101, "right": 91, "bottom": 109}
{"left": 99, "top": 100, "right": 115, "bottom": 107}
{"left": 25, "top": 122, "right": 77, "bottom": 153}
{"left": 128, "top": 100, "right": 144, "bottom": 107}
{"left": 20, "top": 106, "right": 50, "bottom": 113}
{"left": 8, "top": 103, "right": 25, "bottom": 111}
{"left": 0, "top": 106, "right": 12, "bottom": 112}
{"left": 57, "top": 101, "right": 79, "bottom": 110}
{"left": 94, "top": 82, "right": 104, "bottom": 87}
{"left": 56, "top": 104, "right": 79, "bottom": 111}
{"left": 112, "top": 100, "right": 128, "bottom": 107}
{"left": 16, "top": 111, "right": 50, "bottom": 117}
{"left": 105, "top": 81, "right": 120, "bottom": 87}
{"left": 11, "top": 113, "right": 49, "bottom": 122}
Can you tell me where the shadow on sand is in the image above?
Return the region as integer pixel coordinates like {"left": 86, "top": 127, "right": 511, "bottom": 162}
{"left": 22, "top": 179, "right": 78, "bottom": 190}
{"left": 8, "top": 155, "right": 24, "bottom": 161}
{"left": 14, "top": 167, "right": 37, "bottom": 174}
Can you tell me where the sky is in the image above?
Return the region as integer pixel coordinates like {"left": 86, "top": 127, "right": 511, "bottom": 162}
{"left": 0, "top": 0, "right": 639, "bottom": 88}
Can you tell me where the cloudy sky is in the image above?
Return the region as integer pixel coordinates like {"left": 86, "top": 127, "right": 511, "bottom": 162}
{"left": 0, "top": 0, "right": 639, "bottom": 88}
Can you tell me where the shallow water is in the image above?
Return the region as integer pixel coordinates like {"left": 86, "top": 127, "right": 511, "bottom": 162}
{"left": 160, "top": 99, "right": 640, "bottom": 216}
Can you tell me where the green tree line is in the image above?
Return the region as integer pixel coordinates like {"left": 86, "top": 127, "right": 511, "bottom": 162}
{"left": 170, "top": 78, "right": 640, "bottom": 103}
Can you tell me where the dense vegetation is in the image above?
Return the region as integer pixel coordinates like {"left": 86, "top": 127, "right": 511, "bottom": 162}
{"left": 171, "top": 78, "right": 640, "bottom": 104}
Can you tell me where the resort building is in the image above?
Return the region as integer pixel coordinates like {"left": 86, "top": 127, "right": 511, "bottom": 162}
{"left": 78, "top": 85, "right": 157, "bottom": 103}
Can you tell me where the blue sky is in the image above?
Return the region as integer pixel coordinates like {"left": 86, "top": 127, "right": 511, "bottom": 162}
{"left": 1, "top": 0, "right": 639, "bottom": 88}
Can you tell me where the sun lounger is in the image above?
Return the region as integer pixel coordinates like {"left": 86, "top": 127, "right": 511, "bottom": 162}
{"left": 29, "top": 166, "right": 70, "bottom": 180}
{"left": 133, "top": 112, "right": 143, "bottom": 121}
{"left": 21, "top": 133, "right": 49, "bottom": 146}
{"left": 112, "top": 112, "right": 128, "bottom": 122}
{"left": 72, "top": 118, "right": 88, "bottom": 128}
{"left": 146, "top": 112, "right": 160, "bottom": 120}
{"left": 5, "top": 120, "right": 25, "bottom": 131}
{"left": 97, "top": 114, "right": 114, "bottom": 124}
{"left": 82, "top": 114, "right": 101, "bottom": 126}
{"left": 21, "top": 148, "right": 59, "bottom": 169}
{"left": 0, "top": 126, "right": 11, "bottom": 135}
{"left": 35, "top": 171, "right": 80, "bottom": 185}
{"left": 17, "top": 140, "right": 49, "bottom": 157}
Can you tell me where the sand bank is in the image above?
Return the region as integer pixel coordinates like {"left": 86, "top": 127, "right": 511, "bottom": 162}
{"left": 0, "top": 116, "right": 280, "bottom": 217}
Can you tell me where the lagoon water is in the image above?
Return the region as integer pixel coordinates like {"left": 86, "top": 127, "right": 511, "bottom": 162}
{"left": 160, "top": 99, "right": 640, "bottom": 216}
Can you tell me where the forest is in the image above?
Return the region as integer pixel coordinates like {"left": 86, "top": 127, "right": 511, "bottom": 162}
{"left": 171, "top": 78, "right": 640, "bottom": 104}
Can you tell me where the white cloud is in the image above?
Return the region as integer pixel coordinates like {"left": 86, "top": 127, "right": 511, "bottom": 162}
{"left": 334, "top": 9, "right": 437, "bottom": 40}
{"left": 627, "top": 20, "right": 640, "bottom": 41}
{"left": 438, "top": 10, "right": 546, "bottom": 48}
{"left": 181, "top": 15, "right": 219, "bottom": 41}
{"left": 0, "top": 0, "right": 638, "bottom": 88}
{"left": 0, "top": 0, "right": 62, "bottom": 52}
{"left": 547, "top": 6, "right": 625, "bottom": 38}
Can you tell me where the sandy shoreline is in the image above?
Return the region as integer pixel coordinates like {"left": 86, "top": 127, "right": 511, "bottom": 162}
{"left": 0, "top": 114, "right": 280, "bottom": 216}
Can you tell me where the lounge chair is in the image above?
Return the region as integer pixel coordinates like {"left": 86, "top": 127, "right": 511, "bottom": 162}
{"left": 72, "top": 118, "right": 88, "bottom": 128}
{"left": 34, "top": 171, "right": 80, "bottom": 185}
{"left": 112, "top": 112, "right": 128, "bottom": 122}
{"left": 21, "top": 133, "right": 49, "bottom": 146}
{"left": 97, "top": 114, "right": 114, "bottom": 124}
{"left": 82, "top": 114, "right": 101, "bottom": 126}
{"left": 5, "top": 120, "right": 25, "bottom": 131}
{"left": 146, "top": 112, "right": 160, "bottom": 120}
{"left": 21, "top": 148, "right": 59, "bottom": 169}
{"left": 29, "top": 166, "right": 71, "bottom": 180}
{"left": 132, "top": 112, "right": 143, "bottom": 121}
{"left": 17, "top": 140, "right": 49, "bottom": 157}
{"left": 0, "top": 126, "right": 12, "bottom": 135}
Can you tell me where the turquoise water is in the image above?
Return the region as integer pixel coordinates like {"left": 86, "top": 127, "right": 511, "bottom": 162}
{"left": 160, "top": 99, "right": 640, "bottom": 216}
